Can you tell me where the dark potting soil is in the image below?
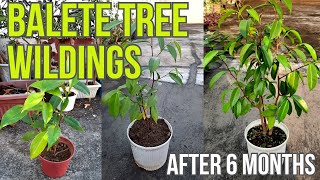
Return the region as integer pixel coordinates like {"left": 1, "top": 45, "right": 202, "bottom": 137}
{"left": 129, "top": 118, "right": 171, "bottom": 147}
{"left": 0, "top": 85, "right": 27, "bottom": 95}
{"left": 247, "top": 125, "right": 287, "bottom": 148}
{"left": 41, "top": 142, "right": 71, "bottom": 162}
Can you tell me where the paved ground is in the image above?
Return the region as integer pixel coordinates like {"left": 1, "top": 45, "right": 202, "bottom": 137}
{"left": 0, "top": 98, "right": 102, "bottom": 180}
{"left": 101, "top": 24, "right": 204, "bottom": 180}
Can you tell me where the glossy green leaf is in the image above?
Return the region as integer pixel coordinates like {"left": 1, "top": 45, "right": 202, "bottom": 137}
{"left": 262, "top": 47, "right": 273, "bottom": 68}
{"left": 151, "top": 106, "right": 159, "bottom": 123}
{"left": 74, "top": 82, "right": 90, "bottom": 95}
{"left": 229, "top": 42, "right": 236, "bottom": 56}
{"left": 158, "top": 37, "right": 165, "bottom": 51}
{"left": 292, "top": 95, "right": 308, "bottom": 113}
{"left": 1, "top": 105, "right": 27, "bottom": 128}
{"left": 270, "top": 20, "right": 282, "bottom": 39}
{"left": 47, "top": 125, "right": 61, "bottom": 150}
{"left": 108, "top": 92, "right": 120, "bottom": 118}
{"left": 30, "top": 131, "right": 48, "bottom": 160}
{"left": 267, "top": 116, "right": 276, "bottom": 130}
{"left": 49, "top": 96, "right": 62, "bottom": 109}
{"left": 262, "top": 109, "right": 276, "bottom": 117}
{"left": 101, "top": 90, "right": 117, "bottom": 105}
{"left": 256, "top": 81, "right": 266, "bottom": 96}
{"left": 64, "top": 116, "right": 84, "bottom": 131}
{"left": 293, "top": 100, "right": 302, "bottom": 116}
{"left": 289, "top": 30, "right": 302, "bottom": 44}
{"left": 147, "top": 95, "right": 158, "bottom": 108}
{"left": 247, "top": 9, "right": 260, "bottom": 22}
{"left": 22, "top": 93, "right": 44, "bottom": 112}
{"left": 222, "top": 102, "right": 231, "bottom": 113}
{"left": 302, "top": 43, "right": 317, "bottom": 61}
{"left": 239, "top": 20, "right": 250, "bottom": 38}
{"left": 277, "top": 54, "right": 290, "bottom": 69}
{"left": 307, "top": 64, "right": 318, "bottom": 90}
{"left": 30, "top": 80, "right": 65, "bottom": 92}
{"left": 240, "top": 43, "right": 253, "bottom": 65}
{"left": 230, "top": 88, "right": 241, "bottom": 107}
{"left": 282, "top": 0, "right": 292, "bottom": 13}
{"left": 270, "top": 0, "right": 283, "bottom": 19}
{"left": 42, "top": 103, "right": 53, "bottom": 127}
{"left": 167, "top": 44, "right": 177, "bottom": 61}
{"left": 277, "top": 98, "right": 289, "bottom": 122}
{"left": 286, "top": 71, "right": 299, "bottom": 95}
{"left": 293, "top": 48, "right": 306, "bottom": 62}
{"left": 218, "top": 9, "right": 237, "bottom": 28}
{"left": 204, "top": 50, "right": 219, "bottom": 67}
{"left": 130, "top": 104, "right": 140, "bottom": 122}
{"left": 169, "top": 73, "right": 183, "bottom": 85}
{"left": 209, "top": 71, "right": 226, "bottom": 89}
{"left": 234, "top": 101, "right": 242, "bottom": 118}
{"left": 149, "top": 57, "right": 160, "bottom": 74}
{"left": 47, "top": 88, "right": 62, "bottom": 99}
{"left": 271, "top": 63, "right": 279, "bottom": 80}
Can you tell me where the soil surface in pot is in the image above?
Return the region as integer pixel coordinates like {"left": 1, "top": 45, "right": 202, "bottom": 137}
{"left": 247, "top": 125, "right": 287, "bottom": 148}
{"left": 41, "top": 142, "right": 71, "bottom": 162}
{"left": 62, "top": 92, "right": 76, "bottom": 97}
{"left": 0, "top": 85, "right": 27, "bottom": 95}
{"left": 129, "top": 118, "right": 171, "bottom": 147}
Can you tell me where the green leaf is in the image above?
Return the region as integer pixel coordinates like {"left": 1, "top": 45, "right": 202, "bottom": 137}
{"left": 169, "top": 73, "right": 183, "bottom": 85}
{"left": 64, "top": 116, "right": 83, "bottom": 131}
{"left": 289, "top": 30, "right": 302, "bottom": 44}
{"left": 74, "top": 82, "right": 90, "bottom": 95}
{"left": 222, "top": 102, "right": 231, "bottom": 113}
{"left": 262, "top": 109, "right": 276, "bottom": 117}
{"left": 277, "top": 54, "right": 290, "bottom": 69}
{"left": 292, "top": 95, "right": 308, "bottom": 113}
{"left": 167, "top": 44, "right": 177, "bottom": 61}
{"left": 47, "top": 125, "right": 61, "bottom": 150}
{"left": 108, "top": 92, "right": 120, "bottom": 118}
{"left": 269, "top": 82, "right": 276, "bottom": 97}
{"left": 22, "top": 93, "right": 44, "bottom": 112}
{"left": 30, "top": 131, "right": 48, "bottom": 160}
{"left": 234, "top": 101, "right": 242, "bottom": 118}
{"left": 42, "top": 103, "right": 53, "bottom": 127}
{"left": 247, "top": 9, "right": 260, "bottom": 22}
{"left": 22, "top": 130, "right": 37, "bottom": 142}
{"left": 218, "top": 9, "right": 237, "bottom": 28}
{"left": 262, "top": 47, "right": 273, "bottom": 68}
{"left": 1, "top": 105, "right": 27, "bottom": 128}
{"left": 293, "top": 100, "right": 302, "bottom": 116}
{"left": 302, "top": 43, "right": 317, "bottom": 61}
{"left": 69, "top": 77, "right": 79, "bottom": 88}
{"left": 239, "top": 20, "right": 250, "bottom": 38}
{"left": 282, "top": 0, "right": 292, "bottom": 13}
{"left": 174, "top": 41, "right": 182, "bottom": 59}
{"left": 149, "top": 57, "right": 160, "bottom": 74}
{"left": 120, "top": 97, "right": 132, "bottom": 119}
{"left": 293, "top": 48, "right": 306, "bottom": 62}
{"left": 101, "top": 90, "right": 117, "bottom": 105}
{"left": 229, "top": 42, "right": 236, "bottom": 56}
{"left": 230, "top": 88, "right": 241, "bottom": 107}
{"left": 270, "top": 0, "right": 283, "bottom": 19}
{"left": 267, "top": 116, "right": 276, "bottom": 130}
{"left": 147, "top": 95, "right": 158, "bottom": 108}
{"left": 307, "top": 64, "right": 318, "bottom": 90}
{"left": 238, "top": 5, "right": 250, "bottom": 19}
{"left": 204, "top": 50, "right": 219, "bottom": 67}
{"left": 49, "top": 96, "right": 62, "bottom": 109}
{"left": 60, "top": 98, "right": 69, "bottom": 111}
{"left": 130, "top": 104, "right": 140, "bottom": 122}
{"left": 158, "top": 37, "right": 165, "bottom": 51}
{"left": 240, "top": 43, "right": 253, "bottom": 65}
{"left": 271, "top": 63, "right": 279, "bottom": 80}
{"left": 209, "top": 71, "right": 226, "bottom": 89}
{"left": 256, "top": 81, "right": 266, "bottom": 96}
{"left": 47, "top": 88, "right": 62, "bottom": 99}
{"left": 270, "top": 20, "right": 282, "bottom": 39}
{"left": 103, "top": 20, "right": 122, "bottom": 31}
{"left": 277, "top": 98, "right": 289, "bottom": 122}
{"left": 30, "top": 80, "right": 65, "bottom": 92}
{"left": 151, "top": 106, "right": 159, "bottom": 123}
{"left": 286, "top": 71, "right": 299, "bottom": 95}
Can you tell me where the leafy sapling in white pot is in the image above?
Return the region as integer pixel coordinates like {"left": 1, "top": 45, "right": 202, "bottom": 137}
{"left": 206, "top": 0, "right": 320, "bottom": 155}
{"left": 102, "top": 38, "right": 183, "bottom": 171}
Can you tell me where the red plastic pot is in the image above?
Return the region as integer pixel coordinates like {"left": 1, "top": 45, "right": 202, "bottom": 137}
{"left": 39, "top": 137, "right": 75, "bottom": 179}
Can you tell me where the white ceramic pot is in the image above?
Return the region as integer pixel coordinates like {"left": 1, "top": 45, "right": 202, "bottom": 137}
{"left": 57, "top": 90, "right": 78, "bottom": 112}
{"left": 76, "top": 80, "right": 101, "bottom": 99}
{"left": 127, "top": 117, "right": 173, "bottom": 171}
{"left": 245, "top": 119, "right": 289, "bottom": 155}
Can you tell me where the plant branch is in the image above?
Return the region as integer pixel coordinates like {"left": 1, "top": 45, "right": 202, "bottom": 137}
{"left": 279, "top": 64, "right": 309, "bottom": 79}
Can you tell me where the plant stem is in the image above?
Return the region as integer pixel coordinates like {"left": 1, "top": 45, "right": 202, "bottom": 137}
{"left": 259, "top": 96, "right": 268, "bottom": 135}
{"left": 279, "top": 64, "right": 309, "bottom": 79}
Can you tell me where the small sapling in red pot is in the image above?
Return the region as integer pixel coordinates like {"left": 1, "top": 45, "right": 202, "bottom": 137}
{"left": 102, "top": 38, "right": 183, "bottom": 171}
{"left": 0, "top": 77, "right": 90, "bottom": 178}
{"left": 205, "top": 0, "right": 320, "bottom": 155}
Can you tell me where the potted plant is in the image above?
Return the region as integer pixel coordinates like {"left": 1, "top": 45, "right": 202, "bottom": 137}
{"left": 206, "top": 0, "right": 320, "bottom": 155}
{"left": 0, "top": 78, "right": 90, "bottom": 178}
{"left": 102, "top": 38, "right": 183, "bottom": 171}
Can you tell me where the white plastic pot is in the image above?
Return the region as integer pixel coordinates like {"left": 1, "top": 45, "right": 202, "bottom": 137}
{"left": 127, "top": 117, "right": 173, "bottom": 171}
{"left": 57, "top": 90, "right": 78, "bottom": 112}
{"left": 76, "top": 80, "right": 101, "bottom": 99}
{"left": 245, "top": 119, "right": 289, "bottom": 156}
